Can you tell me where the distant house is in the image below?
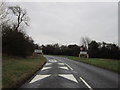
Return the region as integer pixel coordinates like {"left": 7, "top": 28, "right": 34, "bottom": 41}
{"left": 33, "top": 49, "right": 43, "bottom": 56}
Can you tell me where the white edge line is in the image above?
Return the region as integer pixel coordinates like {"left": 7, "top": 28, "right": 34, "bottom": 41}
{"left": 80, "top": 77, "right": 93, "bottom": 90}
{"left": 65, "top": 63, "right": 73, "bottom": 70}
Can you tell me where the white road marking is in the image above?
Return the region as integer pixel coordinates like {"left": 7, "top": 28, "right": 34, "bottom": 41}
{"left": 65, "top": 63, "right": 73, "bottom": 70}
{"left": 45, "top": 63, "right": 52, "bottom": 66}
{"left": 49, "top": 59, "right": 57, "bottom": 63}
{"left": 29, "top": 75, "right": 50, "bottom": 84}
{"left": 41, "top": 67, "right": 51, "bottom": 71}
{"left": 59, "top": 67, "right": 69, "bottom": 70}
{"left": 58, "top": 74, "right": 78, "bottom": 83}
{"left": 80, "top": 77, "right": 93, "bottom": 90}
{"left": 58, "top": 63, "right": 65, "bottom": 65}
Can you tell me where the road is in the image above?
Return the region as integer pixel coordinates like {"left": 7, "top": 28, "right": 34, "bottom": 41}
{"left": 21, "top": 55, "right": 119, "bottom": 89}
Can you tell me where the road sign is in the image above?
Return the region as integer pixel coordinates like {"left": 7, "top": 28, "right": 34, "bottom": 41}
{"left": 80, "top": 51, "right": 87, "bottom": 54}
{"left": 34, "top": 49, "right": 42, "bottom": 53}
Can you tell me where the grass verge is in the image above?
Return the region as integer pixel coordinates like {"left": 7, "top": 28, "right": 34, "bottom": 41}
{"left": 2, "top": 55, "right": 46, "bottom": 88}
{"left": 62, "top": 56, "right": 120, "bottom": 73}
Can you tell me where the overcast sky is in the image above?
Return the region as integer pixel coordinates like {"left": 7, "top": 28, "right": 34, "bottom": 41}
{"left": 8, "top": 2, "right": 118, "bottom": 46}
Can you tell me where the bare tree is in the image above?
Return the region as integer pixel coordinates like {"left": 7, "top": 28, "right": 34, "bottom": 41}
{"left": 8, "top": 6, "right": 30, "bottom": 31}
{"left": 85, "top": 37, "right": 91, "bottom": 46}
{"left": 81, "top": 37, "right": 87, "bottom": 49}
{"left": 0, "top": 1, "right": 9, "bottom": 26}
{"left": 81, "top": 37, "right": 91, "bottom": 50}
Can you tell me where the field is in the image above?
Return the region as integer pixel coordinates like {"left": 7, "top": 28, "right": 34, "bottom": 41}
{"left": 2, "top": 55, "right": 46, "bottom": 88}
{"left": 63, "top": 56, "right": 120, "bottom": 73}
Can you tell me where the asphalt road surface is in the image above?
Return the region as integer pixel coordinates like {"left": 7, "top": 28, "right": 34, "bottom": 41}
{"left": 21, "top": 55, "right": 119, "bottom": 89}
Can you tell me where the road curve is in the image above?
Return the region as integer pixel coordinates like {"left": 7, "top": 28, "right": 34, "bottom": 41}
{"left": 20, "top": 55, "right": 119, "bottom": 89}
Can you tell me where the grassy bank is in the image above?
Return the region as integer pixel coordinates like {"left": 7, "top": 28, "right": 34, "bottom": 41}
{"left": 62, "top": 56, "right": 120, "bottom": 73}
{"left": 2, "top": 55, "right": 46, "bottom": 88}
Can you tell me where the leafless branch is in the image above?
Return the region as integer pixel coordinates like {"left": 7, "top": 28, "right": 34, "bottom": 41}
{"left": 8, "top": 6, "right": 30, "bottom": 30}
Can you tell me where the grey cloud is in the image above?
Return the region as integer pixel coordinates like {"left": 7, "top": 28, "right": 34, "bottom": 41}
{"left": 8, "top": 2, "right": 118, "bottom": 45}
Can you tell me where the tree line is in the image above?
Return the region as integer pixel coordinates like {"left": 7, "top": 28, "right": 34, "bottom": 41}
{"left": 42, "top": 41, "right": 120, "bottom": 60}
{"left": 88, "top": 41, "right": 120, "bottom": 59}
